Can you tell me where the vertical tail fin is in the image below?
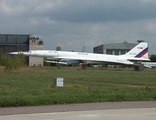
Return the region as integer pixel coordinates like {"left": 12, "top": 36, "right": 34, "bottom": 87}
{"left": 124, "top": 42, "right": 149, "bottom": 59}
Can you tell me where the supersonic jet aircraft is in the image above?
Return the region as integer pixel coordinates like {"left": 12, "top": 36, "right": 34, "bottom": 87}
{"left": 9, "top": 42, "right": 150, "bottom": 65}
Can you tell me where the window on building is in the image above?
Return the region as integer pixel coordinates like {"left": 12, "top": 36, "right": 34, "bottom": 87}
{"left": 121, "top": 50, "right": 126, "bottom": 55}
{"left": 115, "top": 50, "right": 119, "bottom": 55}
{"left": 107, "top": 50, "right": 113, "bottom": 55}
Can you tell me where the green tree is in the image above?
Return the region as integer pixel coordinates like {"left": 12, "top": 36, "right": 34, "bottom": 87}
{"left": 150, "top": 55, "right": 156, "bottom": 62}
{"left": 56, "top": 46, "right": 61, "bottom": 51}
{"left": 0, "top": 53, "right": 26, "bottom": 70}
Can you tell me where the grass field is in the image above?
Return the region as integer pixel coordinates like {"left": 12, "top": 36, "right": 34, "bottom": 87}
{"left": 0, "top": 66, "right": 156, "bottom": 107}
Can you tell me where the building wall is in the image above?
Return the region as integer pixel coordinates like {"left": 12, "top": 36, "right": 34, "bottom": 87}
{"left": 0, "top": 34, "right": 30, "bottom": 59}
{"left": 103, "top": 49, "right": 106, "bottom": 54}
{"left": 29, "top": 37, "right": 44, "bottom": 66}
{"left": 0, "top": 34, "right": 44, "bottom": 66}
{"left": 0, "top": 34, "right": 29, "bottom": 44}
{"left": 93, "top": 44, "right": 103, "bottom": 54}
{"left": 93, "top": 42, "right": 137, "bottom": 55}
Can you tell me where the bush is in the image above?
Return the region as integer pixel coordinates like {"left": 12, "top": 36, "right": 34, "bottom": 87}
{"left": 150, "top": 55, "right": 156, "bottom": 62}
{"left": 81, "top": 63, "right": 87, "bottom": 70}
{"left": 43, "top": 58, "right": 51, "bottom": 66}
{"left": 0, "top": 53, "right": 26, "bottom": 70}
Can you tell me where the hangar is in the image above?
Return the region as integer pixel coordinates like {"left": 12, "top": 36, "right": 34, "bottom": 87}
{"left": 0, "top": 34, "right": 44, "bottom": 66}
{"left": 93, "top": 41, "right": 137, "bottom": 55}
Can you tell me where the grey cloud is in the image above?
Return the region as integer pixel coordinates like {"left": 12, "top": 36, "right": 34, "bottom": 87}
{"left": 48, "top": 0, "right": 156, "bottom": 23}
{"left": 2, "top": 0, "right": 156, "bottom": 23}
{"left": 0, "top": 0, "right": 156, "bottom": 54}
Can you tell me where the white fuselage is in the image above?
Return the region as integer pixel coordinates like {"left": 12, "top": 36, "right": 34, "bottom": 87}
{"left": 23, "top": 50, "right": 134, "bottom": 65}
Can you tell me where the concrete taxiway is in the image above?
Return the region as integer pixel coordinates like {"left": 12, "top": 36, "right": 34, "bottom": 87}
{"left": 0, "top": 101, "right": 156, "bottom": 120}
{"left": 0, "top": 108, "right": 156, "bottom": 120}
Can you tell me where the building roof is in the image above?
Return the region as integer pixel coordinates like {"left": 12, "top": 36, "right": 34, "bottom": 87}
{"left": 102, "top": 42, "right": 137, "bottom": 49}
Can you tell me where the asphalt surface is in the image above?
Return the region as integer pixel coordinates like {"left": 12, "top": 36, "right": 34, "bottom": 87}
{"left": 1, "top": 108, "right": 156, "bottom": 120}
{"left": 0, "top": 101, "right": 156, "bottom": 116}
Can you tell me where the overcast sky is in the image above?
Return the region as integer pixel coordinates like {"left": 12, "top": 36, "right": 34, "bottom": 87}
{"left": 0, "top": 0, "right": 156, "bottom": 54}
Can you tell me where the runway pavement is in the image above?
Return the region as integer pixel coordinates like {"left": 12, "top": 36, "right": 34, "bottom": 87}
{"left": 0, "top": 101, "right": 156, "bottom": 120}
{"left": 0, "top": 108, "right": 156, "bottom": 120}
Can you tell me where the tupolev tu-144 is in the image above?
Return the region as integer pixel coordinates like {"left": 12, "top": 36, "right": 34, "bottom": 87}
{"left": 9, "top": 42, "right": 150, "bottom": 65}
